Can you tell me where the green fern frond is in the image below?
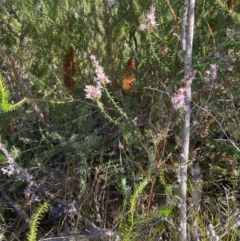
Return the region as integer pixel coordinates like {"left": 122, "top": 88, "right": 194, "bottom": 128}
{"left": 0, "top": 76, "right": 14, "bottom": 112}
{"left": 121, "top": 177, "right": 149, "bottom": 241}
{"left": 0, "top": 75, "right": 26, "bottom": 112}
{"left": 129, "top": 178, "right": 148, "bottom": 222}
{"left": 27, "top": 201, "right": 49, "bottom": 241}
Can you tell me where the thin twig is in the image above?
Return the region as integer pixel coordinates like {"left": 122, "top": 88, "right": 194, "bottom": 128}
{"left": 0, "top": 136, "right": 33, "bottom": 182}
{"left": 0, "top": 44, "right": 49, "bottom": 132}
{"left": 0, "top": 188, "right": 30, "bottom": 223}
{"left": 193, "top": 102, "right": 240, "bottom": 152}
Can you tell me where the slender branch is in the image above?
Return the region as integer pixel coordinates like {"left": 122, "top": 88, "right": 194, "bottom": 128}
{"left": 0, "top": 188, "right": 30, "bottom": 223}
{"left": 185, "top": 0, "right": 195, "bottom": 67}
{"left": 193, "top": 102, "right": 240, "bottom": 152}
{"left": 0, "top": 136, "right": 33, "bottom": 182}
{"left": 181, "top": 0, "right": 188, "bottom": 55}
{"left": 179, "top": 0, "right": 196, "bottom": 240}
{"left": 189, "top": 162, "right": 202, "bottom": 241}
{"left": 0, "top": 44, "right": 49, "bottom": 131}
{"left": 0, "top": 137, "right": 32, "bottom": 224}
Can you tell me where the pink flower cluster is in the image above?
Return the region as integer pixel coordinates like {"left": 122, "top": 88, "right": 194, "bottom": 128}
{"left": 171, "top": 87, "right": 187, "bottom": 110}
{"left": 172, "top": 69, "right": 196, "bottom": 110}
{"left": 139, "top": 6, "right": 159, "bottom": 31}
{"left": 90, "top": 55, "right": 110, "bottom": 85}
{"left": 84, "top": 55, "right": 111, "bottom": 100}
{"left": 84, "top": 85, "right": 102, "bottom": 99}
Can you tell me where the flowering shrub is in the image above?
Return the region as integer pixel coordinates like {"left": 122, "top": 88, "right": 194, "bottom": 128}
{"left": 84, "top": 85, "right": 102, "bottom": 100}
{"left": 90, "top": 55, "right": 111, "bottom": 86}
{"left": 139, "top": 6, "right": 159, "bottom": 31}
{"left": 84, "top": 55, "right": 111, "bottom": 100}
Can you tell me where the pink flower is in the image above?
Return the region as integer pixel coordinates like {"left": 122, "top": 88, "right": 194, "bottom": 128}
{"left": 171, "top": 87, "right": 186, "bottom": 110}
{"left": 90, "top": 55, "right": 96, "bottom": 61}
{"left": 210, "top": 64, "right": 218, "bottom": 80}
{"left": 84, "top": 85, "right": 102, "bottom": 100}
{"left": 139, "top": 6, "right": 159, "bottom": 31}
{"left": 147, "top": 6, "right": 159, "bottom": 26}
{"left": 90, "top": 55, "right": 111, "bottom": 85}
{"left": 139, "top": 24, "right": 148, "bottom": 31}
{"left": 84, "top": 55, "right": 111, "bottom": 100}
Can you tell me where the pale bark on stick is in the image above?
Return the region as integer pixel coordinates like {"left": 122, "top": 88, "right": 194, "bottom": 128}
{"left": 0, "top": 136, "right": 33, "bottom": 182}
{"left": 189, "top": 162, "right": 202, "bottom": 241}
{"left": 179, "top": 0, "right": 195, "bottom": 240}
{"left": 181, "top": 0, "right": 188, "bottom": 54}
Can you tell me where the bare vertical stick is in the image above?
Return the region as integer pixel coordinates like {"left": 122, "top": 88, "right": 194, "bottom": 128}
{"left": 179, "top": 0, "right": 196, "bottom": 240}
{"left": 189, "top": 162, "right": 202, "bottom": 241}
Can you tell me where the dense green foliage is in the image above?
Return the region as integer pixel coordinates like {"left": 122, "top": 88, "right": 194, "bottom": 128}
{"left": 1, "top": 0, "right": 240, "bottom": 240}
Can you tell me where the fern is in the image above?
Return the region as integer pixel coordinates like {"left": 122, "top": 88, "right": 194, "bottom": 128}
{"left": 121, "top": 177, "right": 149, "bottom": 241}
{"left": 0, "top": 76, "right": 15, "bottom": 112}
{"left": 27, "top": 201, "right": 49, "bottom": 241}
{"left": 0, "top": 76, "right": 26, "bottom": 112}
